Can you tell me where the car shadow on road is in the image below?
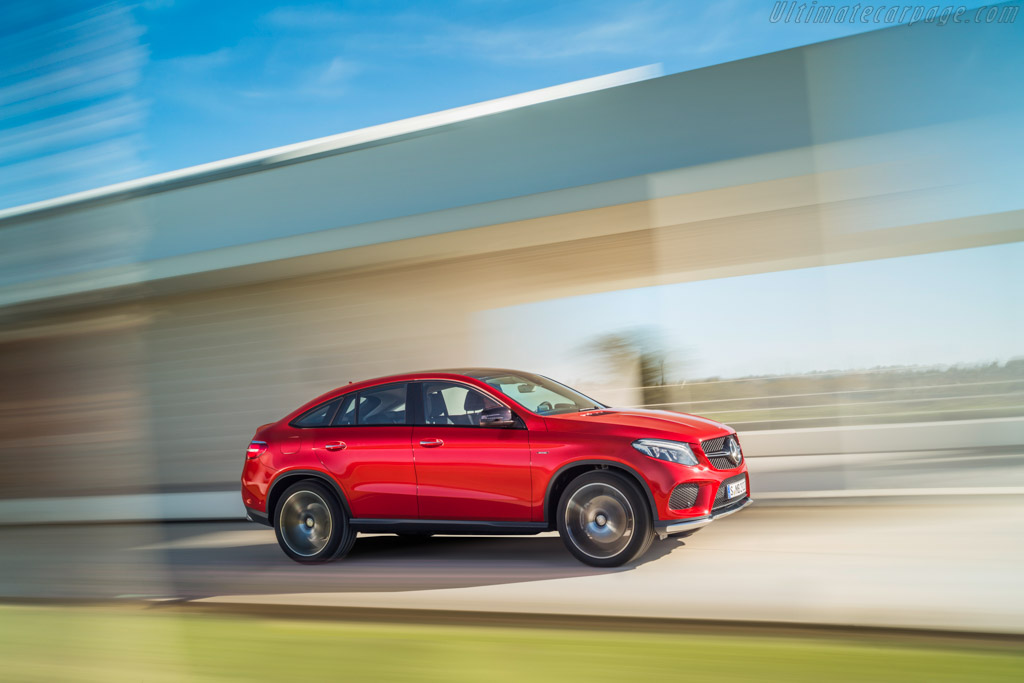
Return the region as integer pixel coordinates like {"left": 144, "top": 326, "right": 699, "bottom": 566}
{"left": 159, "top": 525, "right": 688, "bottom": 600}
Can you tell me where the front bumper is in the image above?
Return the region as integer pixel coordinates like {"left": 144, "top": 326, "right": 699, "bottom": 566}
{"left": 654, "top": 496, "right": 753, "bottom": 539}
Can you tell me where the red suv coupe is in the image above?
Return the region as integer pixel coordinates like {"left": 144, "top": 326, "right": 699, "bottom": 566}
{"left": 241, "top": 369, "right": 751, "bottom": 567}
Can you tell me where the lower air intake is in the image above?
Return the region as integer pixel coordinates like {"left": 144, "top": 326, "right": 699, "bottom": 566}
{"left": 668, "top": 483, "right": 699, "bottom": 510}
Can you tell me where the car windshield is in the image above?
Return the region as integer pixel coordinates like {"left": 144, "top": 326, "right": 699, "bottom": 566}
{"left": 465, "top": 371, "right": 604, "bottom": 415}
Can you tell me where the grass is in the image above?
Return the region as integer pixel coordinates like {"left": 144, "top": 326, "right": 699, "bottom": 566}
{"left": 1, "top": 605, "right": 1022, "bottom": 682}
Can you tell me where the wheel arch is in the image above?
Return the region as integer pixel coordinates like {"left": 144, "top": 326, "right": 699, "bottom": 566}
{"left": 543, "top": 460, "right": 657, "bottom": 525}
{"left": 266, "top": 469, "right": 351, "bottom": 525}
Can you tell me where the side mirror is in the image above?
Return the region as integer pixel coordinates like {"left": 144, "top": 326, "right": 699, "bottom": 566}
{"left": 479, "top": 406, "right": 515, "bottom": 427}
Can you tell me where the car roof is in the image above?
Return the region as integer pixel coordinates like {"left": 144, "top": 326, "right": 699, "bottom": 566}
{"left": 433, "top": 368, "right": 532, "bottom": 378}
{"left": 352, "top": 368, "right": 533, "bottom": 384}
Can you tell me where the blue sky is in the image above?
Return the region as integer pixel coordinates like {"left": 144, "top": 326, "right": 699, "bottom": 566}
{"left": 3, "top": 0, "right": 993, "bottom": 210}
{"left": 477, "top": 242, "right": 1024, "bottom": 380}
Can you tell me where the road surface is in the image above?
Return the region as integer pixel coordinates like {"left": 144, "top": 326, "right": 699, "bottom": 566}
{"left": 2, "top": 499, "right": 1022, "bottom": 634}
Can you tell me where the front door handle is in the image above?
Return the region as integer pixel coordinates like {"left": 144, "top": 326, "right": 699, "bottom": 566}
{"left": 324, "top": 441, "right": 346, "bottom": 451}
{"left": 419, "top": 438, "right": 444, "bottom": 448}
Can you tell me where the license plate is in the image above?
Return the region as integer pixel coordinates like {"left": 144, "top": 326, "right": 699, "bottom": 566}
{"left": 726, "top": 479, "right": 747, "bottom": 499}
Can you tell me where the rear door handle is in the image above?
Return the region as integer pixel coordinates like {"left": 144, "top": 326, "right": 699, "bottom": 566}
{"left": 419, "top": 438, "right": 444, "bottom": 448}
{"left": 324, "top": 441, "right": 346, "bottom": 451}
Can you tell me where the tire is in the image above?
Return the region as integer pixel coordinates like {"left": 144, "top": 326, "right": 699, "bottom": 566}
{"left": 273, "top": 481, "right": 356, "bottom": 563}
{"left": 556, "top": 470, "right": 654, "bottom": 567}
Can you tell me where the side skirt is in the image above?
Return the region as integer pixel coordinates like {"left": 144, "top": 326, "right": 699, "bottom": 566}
{"left": 245, "top": 507, "right": 271, "bottom": 527}
{"left": 349, "top": 519, "right": 550, "bottom": 535}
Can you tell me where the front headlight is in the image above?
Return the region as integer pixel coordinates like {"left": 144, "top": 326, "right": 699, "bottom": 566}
{"left": 632, "top": 439, "right": 698, "bottom": 465}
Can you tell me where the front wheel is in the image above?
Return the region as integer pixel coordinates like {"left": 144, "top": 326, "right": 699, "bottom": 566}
{"left": 274, "top": 481, "right": 355, "bottom": 563}
{"left": 556, "top": 471, "right": 654, "bottom": 567}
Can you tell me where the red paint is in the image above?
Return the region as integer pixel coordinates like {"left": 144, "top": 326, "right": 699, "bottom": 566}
{"left": 309, "top": 425, "right": 418, "bottom": 518}
{"left": 413, "top": 424, "right": 532, "bottom": 520}
{"left": 241, "top": 370, "right": 750, "bottom": 526}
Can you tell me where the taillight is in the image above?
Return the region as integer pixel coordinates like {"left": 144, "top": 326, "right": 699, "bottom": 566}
{"left": 246, "top": 440, "right": 268, "bottom": 459}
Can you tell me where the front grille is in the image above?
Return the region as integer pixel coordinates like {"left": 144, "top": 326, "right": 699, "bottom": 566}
{"left": 702, "top": 435, "right": 743, "bottom": 470}
{"left": 713, "top": 474, "right": 748, "bottom": 511}
{"left": 668, "top": 483, "right": 699, "bottom": 510}
{"left": 701, "top": 436, "right": 727, "bottom": 454}
{"left": 709, "top": 455, "right": 739, "bottom": 469}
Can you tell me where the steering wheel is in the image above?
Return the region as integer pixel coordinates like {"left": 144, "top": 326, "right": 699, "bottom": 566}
{"left": 536, "top": 401, "right": 553, "bottom": 413}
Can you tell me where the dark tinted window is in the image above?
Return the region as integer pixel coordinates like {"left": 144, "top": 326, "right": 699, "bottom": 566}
{"left": 331, "top": 393, "right": 357, "bottom": 426}
{"left": 293, "top": 398, "right": 340, "bottom": 427}
{"left": 358, "top": 384, "right": 407, "bottom": 425}
{"left": 422, "top": 381, "right": 504, "bottom": 426}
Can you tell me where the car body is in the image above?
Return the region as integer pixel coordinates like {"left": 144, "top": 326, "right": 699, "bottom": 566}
{"left": 241, "top": 369, "right": 752, "bottom": 566}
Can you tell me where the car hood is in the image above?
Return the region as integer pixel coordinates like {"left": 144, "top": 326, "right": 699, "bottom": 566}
{"left": 545, "top": 407, "right": 733, "bottom": 441}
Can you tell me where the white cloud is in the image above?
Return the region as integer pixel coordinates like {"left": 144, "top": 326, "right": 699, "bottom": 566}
{"left": 320, "top": 56, "right": 357, "bottom": 85}
{"left": 333, "top": 0, "right": 745, "bottom": 65}
{"left": 238, "top": 57, "right": 360, "bottom": 100}
{"left": 162, "top": 47, "right": 235, "bottom": 73}
{"left": 0, "top": 0, "right": 149, "bottom": 210}
{"left": 262, "top": 5, "right": 352, "bottom": 29}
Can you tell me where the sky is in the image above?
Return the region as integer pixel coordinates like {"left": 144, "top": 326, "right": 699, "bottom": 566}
{"left": 1, "top": 0, "right": 998, "bottom": 210}
{"left": 476, "top": 242, "right": 1024, "bottom": 381}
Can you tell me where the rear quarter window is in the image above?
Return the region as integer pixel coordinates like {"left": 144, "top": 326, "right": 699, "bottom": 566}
{"left": 292, "top": 398, "right": 340, "bottom": 427}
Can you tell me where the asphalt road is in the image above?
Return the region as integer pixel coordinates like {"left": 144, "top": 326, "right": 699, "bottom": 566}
{"left": 2, "top": 499, "right": 1022, "bottom": 633}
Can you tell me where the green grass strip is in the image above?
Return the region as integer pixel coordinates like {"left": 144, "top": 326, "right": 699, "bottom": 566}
{"left": 1, "top": 605, "right": 1022, "bottom": 682}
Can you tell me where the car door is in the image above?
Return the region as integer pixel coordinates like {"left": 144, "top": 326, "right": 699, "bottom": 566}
{"left": 305, "top": 383, "right": 417, "bottom": 519}
{"left": 412, "top": 381, "right": 532, "bottom": 521}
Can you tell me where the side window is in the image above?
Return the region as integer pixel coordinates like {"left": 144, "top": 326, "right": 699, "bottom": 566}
{"left": 357, "top": 383, "right": 407, "bottom": 425}
{"left": 422, "top": 381, "right": 503, "bottom": 426}
{"left": 331, "top": 393, "right": 357, "bottom": 426}
{"left": 293, "top": 398, "right": 340, "bottom": 428}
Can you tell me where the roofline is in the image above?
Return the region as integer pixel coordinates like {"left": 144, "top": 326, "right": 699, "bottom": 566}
{"left": 0, "top": 65, "right": 661, "bottom": 225}
{"left": 335, "top": 368, "right": 533, "bottom": 393}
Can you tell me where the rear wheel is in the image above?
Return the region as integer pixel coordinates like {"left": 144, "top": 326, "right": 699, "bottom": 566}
{"left": 274, "top": 481, "right": 355, "bottom": 563}
{"left": 556, "top": 471, "right": 654, "bottom": 567}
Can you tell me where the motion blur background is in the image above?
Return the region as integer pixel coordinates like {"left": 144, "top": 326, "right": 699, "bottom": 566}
{"left": 1, "top": 0, "right": 1022, "bottom": 680}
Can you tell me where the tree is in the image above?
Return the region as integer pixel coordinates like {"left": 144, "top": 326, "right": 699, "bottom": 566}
{"left": 583, "top": 328, "right": 672, "bottom": 408}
